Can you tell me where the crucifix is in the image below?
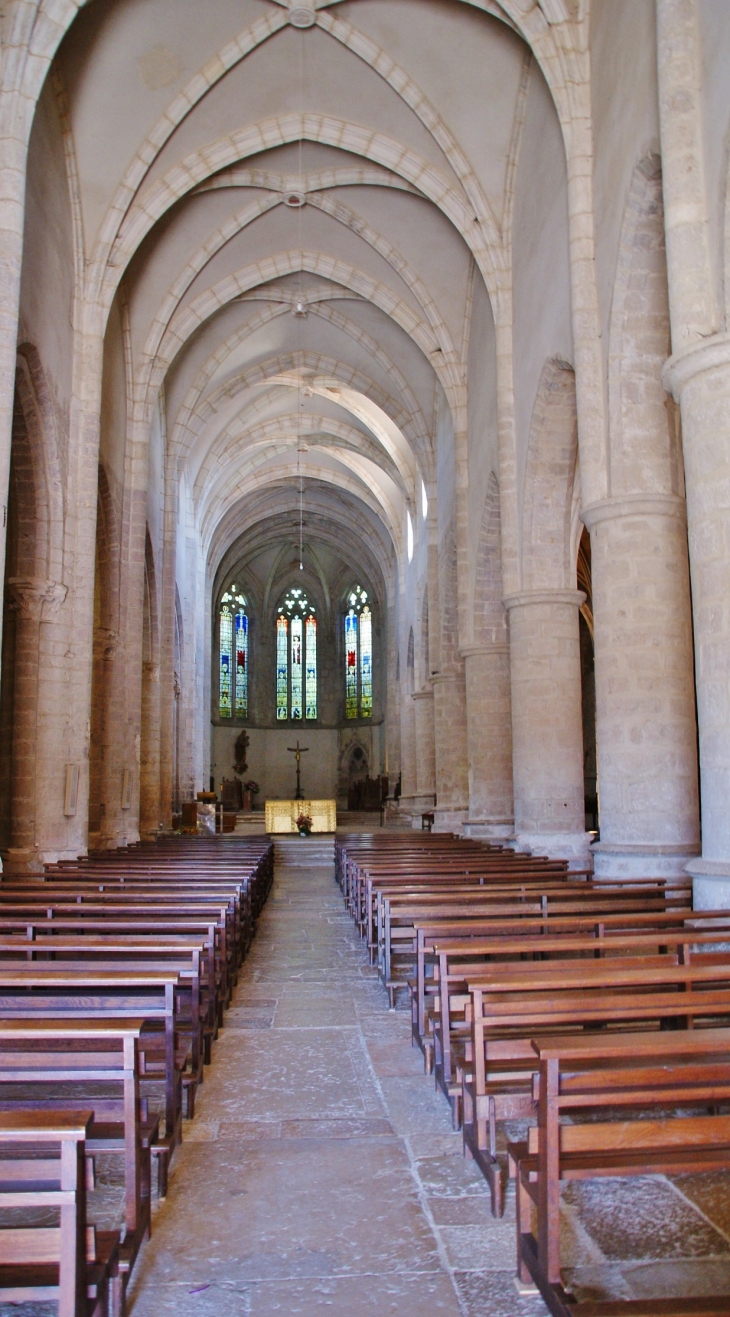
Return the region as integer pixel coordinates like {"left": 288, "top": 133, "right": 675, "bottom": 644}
{"left": 287, "top": 739, "right": 309, "bottom": 800}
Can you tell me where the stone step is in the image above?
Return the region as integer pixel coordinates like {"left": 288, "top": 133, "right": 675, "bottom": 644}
{"left": 274, "top": 836, "right": 335, "bottom": 868}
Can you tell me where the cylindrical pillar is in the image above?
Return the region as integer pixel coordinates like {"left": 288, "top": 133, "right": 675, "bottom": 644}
{"left": 398, "top": 678, "right": 418, "bottom": 823}
{"left": 585, "top": 496, "right": 699, "bottom": 879}
{"left": 5, "top": 577, "right": 67, "bottom": 874}
{"left": 461, "top": 643, "right": 513, "bottom": 838}
{"left": 139, "top": 660, "right": 161, "bottom": 839}
{"left": 431, "top": 664, "right": 469, "bottom": 831}
{"left": 663, "top": 341, "right": 730, "bottom": 901}
{"left": 505, "top": 590, "right": 589, "bottom": 867}
{"left": 413, "top": 686, "right": 436, "bottom": 799}
{"left": 657, "top": 0, "right": 730, "bottom": 902}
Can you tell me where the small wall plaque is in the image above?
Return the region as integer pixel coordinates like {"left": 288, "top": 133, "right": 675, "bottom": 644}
{"left": 64, "top": 764, "right": 79, "bottom": 817}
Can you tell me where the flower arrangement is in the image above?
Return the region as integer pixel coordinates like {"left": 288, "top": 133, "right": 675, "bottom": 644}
{"left": 295, "top": 812, "right": 313, "bottom": 836}
{"left": 244, "top": 780, "right": 260, "bottom": 795}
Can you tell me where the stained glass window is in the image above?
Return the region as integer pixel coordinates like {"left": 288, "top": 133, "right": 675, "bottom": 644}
{"left": 291, "top": 615, "right": 303, "bottom": 720}
{"left": 276, "top": 617, "right": 289, "bottom": 719}
{"left": 219, "top": 608, "right": 233, "bottom": 718}
{"left": 235, "top": 610, "right": 248, "bottom": 717}
{"left": 344, "top": 585, "right": 373, "bottom": 719}
{"left": 345, "top": 609, "right": 358, "bottom": 718}
{"left": 276, "top": 587, "right": 317, "bottom": 720}
{"left": 360, "top": 605, "right": 372, "bottom": 717}
{"left": 305, "top": 616, "right": 317, "bottom": 719}
{"left": 219, "top": 585, "right": 248, "bottom": 718}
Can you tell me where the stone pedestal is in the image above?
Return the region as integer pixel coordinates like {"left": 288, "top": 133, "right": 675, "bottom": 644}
{"left": 584, "top": 495, "right": 699, "bottom": 879}
{"left": 461, "top": 643, "right": 513, "bottom": 839}
{"left": 505, "top": 590, "right": 591, "bottom": 868}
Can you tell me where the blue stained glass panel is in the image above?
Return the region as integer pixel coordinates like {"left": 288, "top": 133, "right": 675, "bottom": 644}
{"left": 290, "top": 616, "right": 303, "bottom": 720}
{"left": 305, "top": 616, "right": 317, "bottom": 719}
{"left": 219, "top": 606, "right": 233, "bottom": 717}
{"left": 345, "top": 610, "right": 358, "bottom": 718}
{"left": 276, "top": 616, "right": 288, "bottom": 720}
{"left": 235, "top": 611, "right": 248, "bottom": 717}
{"left": 360, "top": 606, "right": 372, "bottom": 717}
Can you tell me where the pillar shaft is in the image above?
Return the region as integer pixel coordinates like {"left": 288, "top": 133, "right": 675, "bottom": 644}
{"left": 5, "top": 578, "right": 67, "bottom": 873}
{"left": 657, "top": 0, "right": 730, "bottom": 899}
{"left": 140, "top": 661, "right": 161, "bottom": 838}
{"left": 462, "top": 644, "right": 513, "bottom": 838}
{"left": 399, "top": 679, "right": 417, "bottom": 809}
{"left": 663, "top": 342, "right": 730, "bottom": 897}
{"left": 431, "top": 664, "right": 469, "bottom": 830}
{"left": 413, "top": 687, "right": 436, "bottom": 798}
{"left": 586, "top": 497, "right": 699, "bottom": 877}
{"left": 506, "top": 591, "right": 589, "bottom": 867}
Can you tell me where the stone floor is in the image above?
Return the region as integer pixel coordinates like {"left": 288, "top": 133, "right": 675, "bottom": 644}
{"left": 126, "top": 859, "right": 545, "bottom": 1316}
{"left": 5, "top": 855, "right": 730, "bottom": 1315}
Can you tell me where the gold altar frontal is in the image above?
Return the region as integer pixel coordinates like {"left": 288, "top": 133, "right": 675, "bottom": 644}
{"left": 265, "top": 800, "right": 337, "bottom": 834}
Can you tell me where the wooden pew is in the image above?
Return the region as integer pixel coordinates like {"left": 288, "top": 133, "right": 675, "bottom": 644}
{"left": 0, "top": 835, "right": 274, "bottom": 1305}
{"left": 0, "top": 1018, "right": 154, "bottom": 1279}
{"left": 0, "top": 967, "right": 184, "bottom": 1152}
{"left": 0, "top": 1109, "right": 122, "bottom": 1317}
{"left": 425, "top": 916, "right": 730, "bottom": 1084}
{"left": 376, "top": 880, "right": 689, "bottom": 996}
{"left": 510, "top": 1028, "right": 730, "bottom": 1315}
{"left": 410, "top": 907, "right": 730, "bottom": 1062}
{"left": 460, "top": 956, "right": 730, "bottom": 1214}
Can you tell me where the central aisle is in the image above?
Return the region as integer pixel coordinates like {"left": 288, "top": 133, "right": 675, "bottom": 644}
{"left": 128, "top": 857, "right": 547, "bottom": 1316}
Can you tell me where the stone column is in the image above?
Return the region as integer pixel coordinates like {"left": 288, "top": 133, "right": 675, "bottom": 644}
{"left": 412, "top": 685, "right": 436, "bottom": 801}
{"left": 5, "top": 577, "right": 67, "bottom": 874}
{"left": 663, "top": 342, "right": 730, "bottom": 902}
{"left": 397, "top": 678, "right": 418, "bottom": 825}
{"left": 461, "top": 642, "right": 514, "bottom": 839}
{"left": 431, "top": 665, "right": 469, "bottom": 831}
{"left": 657, "top": 0, "right": 730, "bottom": 902}
{"left": 505, "top": 590, "right": 590, "bottom": 867}
{"left": 584, "top": 496, "right": 699, "bottom": 879}
{"left": 97, "top": 631, "right": 124, "bottom": 850}
{"left": 139, "top": 660, "right": 161, "bottom": 839}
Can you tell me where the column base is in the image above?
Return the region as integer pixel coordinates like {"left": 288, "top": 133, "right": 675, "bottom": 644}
{"left": 591, "top": 842, "right": 699, "bottom": 883}
{"left": 513, "top": 830, "right": 594, "bottom": 871}
{"left": 433, "top": 805, "right": 469, "bottom": 833}
{"left": 2, "top": 848, "right": 45, "bottom": 877}
{"left": 687, "top": 858, "right": 730, "bottom": 909}
{"left": 462, "top": 818, "right": 515, "bottom": 840}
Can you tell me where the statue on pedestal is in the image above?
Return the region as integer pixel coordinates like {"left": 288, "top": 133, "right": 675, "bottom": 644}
{"left": 233, "top": 729, "right": 249, "bottom": 777}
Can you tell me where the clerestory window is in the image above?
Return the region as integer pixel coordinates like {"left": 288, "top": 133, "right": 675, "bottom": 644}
{"left": 344, "top": 585, "right": 373, "bottom": 719}
{"left": 219, "top": 585, "right": 248, "bottom": 718}
{"left": 276, "top": 587, "right": 317, "bottom": 721}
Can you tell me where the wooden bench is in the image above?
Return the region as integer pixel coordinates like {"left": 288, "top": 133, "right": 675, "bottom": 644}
{"left": 460, "top": 956, "right": 730, "bottom": 1214}
{"left": 0, "top": 967, "right": 184, "bottom": 1152}
{"left": 510, "top": 1028, "right": 730, "bottom": 1315}
{"left": 0, "top": 1109, "right": 122, "bottom": 1317}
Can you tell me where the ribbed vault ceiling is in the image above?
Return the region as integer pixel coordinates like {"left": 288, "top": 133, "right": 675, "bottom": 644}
{"left": 53, "top": 0, "right": 550, "bottom": 579}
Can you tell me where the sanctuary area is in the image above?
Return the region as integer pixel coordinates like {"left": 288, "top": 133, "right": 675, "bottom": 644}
{"left": 2, "top": 1, "right": 730, "bottom": 1314}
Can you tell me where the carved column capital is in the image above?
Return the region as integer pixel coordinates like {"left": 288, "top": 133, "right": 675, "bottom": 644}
{"left": 8, "top": 577, "right": 67, "bottom": 620}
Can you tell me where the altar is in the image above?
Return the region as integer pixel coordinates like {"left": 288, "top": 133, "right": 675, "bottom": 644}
{"left": 265, "top": 799, "right": 337, "bottom": 834}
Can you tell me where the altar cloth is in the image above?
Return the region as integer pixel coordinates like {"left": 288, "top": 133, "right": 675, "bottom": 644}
{"left": 265, "top": 799, "right": 336, "bottom": 834}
